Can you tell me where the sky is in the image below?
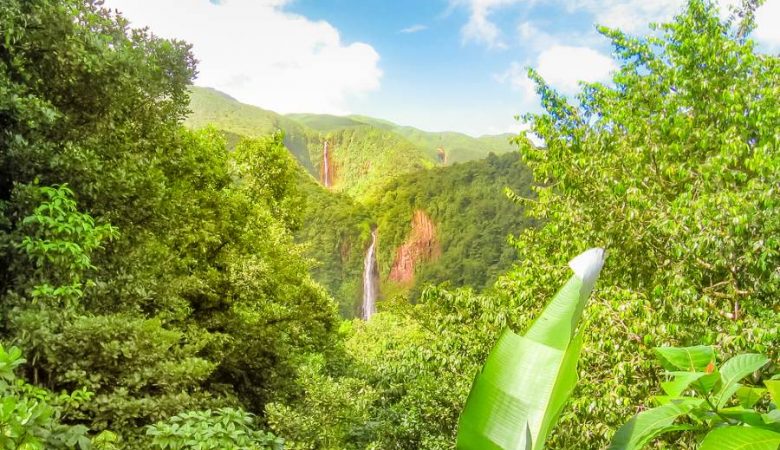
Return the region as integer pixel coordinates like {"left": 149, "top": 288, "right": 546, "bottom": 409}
{"left": 105, "top": 0, "right": 779, "bottom": 136}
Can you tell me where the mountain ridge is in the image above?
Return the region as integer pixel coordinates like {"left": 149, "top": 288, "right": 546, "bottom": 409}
{"left": 186, "top": 86, "right": 517, "bottom": 183}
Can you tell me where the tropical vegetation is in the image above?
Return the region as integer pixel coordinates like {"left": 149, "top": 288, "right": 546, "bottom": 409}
{"left": 0, "top": 0, "right": 777, "bottom": 449}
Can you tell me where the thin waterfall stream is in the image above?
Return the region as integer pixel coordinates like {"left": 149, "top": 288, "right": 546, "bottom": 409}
{"left": 361, "top": 228, "right": 378, "bottom": 320}
{"left": 322, "top": 141, "right": 330, "bottom": 188}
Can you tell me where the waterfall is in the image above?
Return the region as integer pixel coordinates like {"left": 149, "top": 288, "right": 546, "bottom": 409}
{"left": 361, "top": 228, "right": 378, "bottom": 320}
{"left": 322, "top": 141, "right": 330, "bottom": 188}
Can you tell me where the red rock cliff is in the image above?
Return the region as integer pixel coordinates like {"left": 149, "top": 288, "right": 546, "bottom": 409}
{"left": 388, "top": 210, "right": 441, "bottom": 284}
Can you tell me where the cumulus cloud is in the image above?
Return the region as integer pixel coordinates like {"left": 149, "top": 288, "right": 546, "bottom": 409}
{"left": 536, "top": 45, "right": 616, "bottom": 94}
{"left": 104, "top": 0, "right": 382, "bottom": 115}
{"left": 564, "top": 0, "right": 685, "bottom": 32}
{"left": 753, "top": 1, "right": 780, "bottom": 50}
{"left": 451, "top": 0, "right": 523, "bottom": 48}
{"left": 565, "top": 0, "right": 779, "bottom": 48}
{"left": 460, "top": 0, "right": 778, "bottom": 51}
{"left": 495, "top": 62, "right": 537, "bottom": 99}
{"left": 498, "top": 45, "right": 615, "bottom": 105}
{"left": 400, "top": 24, "right": 428, "bottom": 34}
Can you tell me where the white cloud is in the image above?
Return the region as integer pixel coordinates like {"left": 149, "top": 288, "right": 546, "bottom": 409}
{"left": 565, "top": 0, "right": 684, "bottom": 33}
{"left": 451, "top": 0, "right": 523, "bottom": 48}
{"left": 498, "top": 45, "right": 615, "bottom": 106}
{"left": 462, "top": 0, "right": 779, "bottom": 50}
{"left": 564, "top": 0, "right": 779, "bottom": 49}
{"left": 400, "top": 24, "right": 428, "bottom": 33}
{"left": 496, "top": 62, "right": 537, "bottom": 100}
{"left": 754, "top": 0, "right": 780, "bottom": 50}
{"left": 104, "top": 0, "right": 382, "bottom": 115}
{"left": 536, "top": 45, "right": 616, "bottom": 94}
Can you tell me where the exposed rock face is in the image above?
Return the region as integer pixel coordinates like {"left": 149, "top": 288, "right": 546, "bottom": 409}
{"left": 389, "top": 210, "right": 441, "bottom": 284}
{"left": 436, "top": 147, "right": 447, "bottom": 164}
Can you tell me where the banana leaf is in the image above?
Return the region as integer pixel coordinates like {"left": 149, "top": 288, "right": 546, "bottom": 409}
{"left": 457, "top": 248, "right": 606, "bottom": 450}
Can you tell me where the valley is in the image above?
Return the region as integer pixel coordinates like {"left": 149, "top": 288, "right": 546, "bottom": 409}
{"left": 186, "top": 86, "right": 534, "bottom": 317}
{"left": 3, "top": 1, "right": 776, "bottom": 448}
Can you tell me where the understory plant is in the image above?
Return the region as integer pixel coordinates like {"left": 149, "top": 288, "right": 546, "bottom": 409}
{"left": 0, "top": 344, "right": 93, "bottom": 449}
{"left": 456, "top": 248, "right": 606, "bottom": 449}
{"left": 610, "top": 345, "right": 780, "bottom": 449}
{"left": 146, "top": 408, "right": 284, "bottom": 450}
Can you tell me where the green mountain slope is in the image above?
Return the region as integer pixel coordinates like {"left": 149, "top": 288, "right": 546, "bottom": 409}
{"left": 188, "top": 87, "right": 435, "bottom": 198}
{"left": 186, "top": 87, "right": 317, "bottom": 172}
{"left": 309, "top": 126, "right": 435, "bottom": 199}
{"left": 298, "top": 152, "right": 535, "bottom": 316}
{"left": 289, "top": 112, "right": 516, "bottom": 164}
{"left": 286, "top": 113, "right": 369, "bottom": 131}
{"left": 186, "top": 86, "right": 534, "bottom": 316}
{"left": 370, "top": 151, "right": 535, "bottom": 298}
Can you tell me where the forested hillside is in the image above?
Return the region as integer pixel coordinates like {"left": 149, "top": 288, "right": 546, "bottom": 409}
{"left": 188, "top": 86, "right": 518, "bottom": 196}
{"left": 296, "top": 151, "right": 535, "bottom": 316}
{"left": 186, "top": 87, "right": 533, "bottom": 314}
{"left": 369, "top": 152, "right": 535, "bottom": 299}
{"left": 1, "top": 1, "right": 777, "bottom": 449}
{"left": 186, "top": 87, "right": 317, "bottom": 171}
{"left": 289, "top": 112, "right": 517, "bottom": 164}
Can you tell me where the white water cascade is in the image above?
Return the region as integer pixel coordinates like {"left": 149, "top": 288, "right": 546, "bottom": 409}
{"left": 322, "top": 141, "right": 331, "bottom": 188}
{"left": 361, "top": 228, "right": 378, "bottom": 320}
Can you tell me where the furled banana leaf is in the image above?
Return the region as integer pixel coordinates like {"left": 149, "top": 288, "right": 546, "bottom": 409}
{"left": 457, "top": 248, "right": 606, "bottom": 450}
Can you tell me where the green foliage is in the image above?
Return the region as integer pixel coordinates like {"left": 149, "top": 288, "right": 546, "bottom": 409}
{"left": 310, "top": 126, "right": 435, "bottom": 199}
{"left": 289, "top": 112, "right": 516, "bottom": 164}
{"left": 611, "top": 346, "right": 779, "bottom": 449}
{"left": 2, "top": 0, "right": 777, "bottom": 449}
{"left": 0, "top": 344, "right": 92, "bottom": 449}
{"left": 457, "top": 249, "right": 604, "bottom": 450}
{"left": 265, "top": 354, "right": 378, "bottom": 450}
{"left": 188, "top": 89, "right": 517, "bottom": 201}
{"left": 498, "top": 1, "right": 780, "bottom": 447}
{"left": 295, "top": 178, "right": 373, "bottom": 317}
{"left": 370, "top": 152, "right": 535, "bottom": 298}
{"left": 14, "top": 184, "right": 117, "bottom": 306}
{"left": 278, "top": 2, "right": 780, "bottom": 449}
{"left": 296, "top": 151, "right": 535, "bottom": 317}
{"left": 147, "top": 408, "right": 283, "bottom": 450}
{"left": 1, "top": 1, "right": 339, "bottom": 447}
{"left": 186, "top": 87, "right": 317, "bottom": 172}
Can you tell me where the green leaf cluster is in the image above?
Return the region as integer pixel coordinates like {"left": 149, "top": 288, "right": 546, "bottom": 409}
{"left": 147, "top": 408, "right": 283, "bottom": 450}
{"left": 0, "top": 0, "right": 339, "bottom": 447}
{"left": 611, "top": 346, "right": 780, "bottom": 449}
{"left": 0, "top": 344, "right": 92, "bottom": 449}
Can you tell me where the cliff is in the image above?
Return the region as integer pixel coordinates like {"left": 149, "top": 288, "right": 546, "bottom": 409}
{"left": 388, "top": 210, "right": 441, "bottom": 284}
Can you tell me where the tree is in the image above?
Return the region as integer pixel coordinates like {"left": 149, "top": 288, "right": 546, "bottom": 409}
{"left": 1, "top": 2, "right": 340, "bottom": 445}
{"left": 278, "top": 1, "right": 779, "bottom": 448}
{"left": 507, "top": 0, "right": 779, "bottom": 446}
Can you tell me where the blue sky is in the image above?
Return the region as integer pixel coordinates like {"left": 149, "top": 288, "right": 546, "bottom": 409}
{"left": 106, "top": 0, "right": 778, "bottom": 136}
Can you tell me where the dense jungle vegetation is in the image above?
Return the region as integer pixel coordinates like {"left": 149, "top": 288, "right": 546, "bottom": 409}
{"left": 296, "top": 152, "right": 535, "bottom": 316}
{"left": 0, "top": 0, "right": 778, "bottom": 449}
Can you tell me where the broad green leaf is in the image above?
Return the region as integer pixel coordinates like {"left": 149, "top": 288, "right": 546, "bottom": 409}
{"left": 736, "top": 387, "right": 766, "bottom": 409}
{"left": 765, "top": 381, "right": 780, "bottom": 405}
{"left": 539, "top": 330, "right": 585, "bottom": 445}
{"left": 718, "top": 407, "right": 766, "bottom": 428}
{"left": 608, "top": 399, "right": 701, "bottom": 450}
{"left": 457, "top": 248, "right": 604, "bottom": 450}
{"left": 661, "top": 372, "right": 707, "bottom": 397}
{"left": 715, "top": 354, "right": 769, "bottom": 408}
{"left": 699, "top": 426, "right": 780, "bottom": 450}
{"left": 654, "top": 346, "right": 715, "bottom": 372}
{"left": 762, "top": 410, "right": 780, "bottom": 425}
{"left": 694, "top": 371, "right": 723, "bottom": 396}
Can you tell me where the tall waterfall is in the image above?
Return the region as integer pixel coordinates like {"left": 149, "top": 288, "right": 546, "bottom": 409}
{"left": 361, "top": 228, "right": 378, "bottom": 320}
{"left": 322, "top": 141, "right": 331, "bottom": 188}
